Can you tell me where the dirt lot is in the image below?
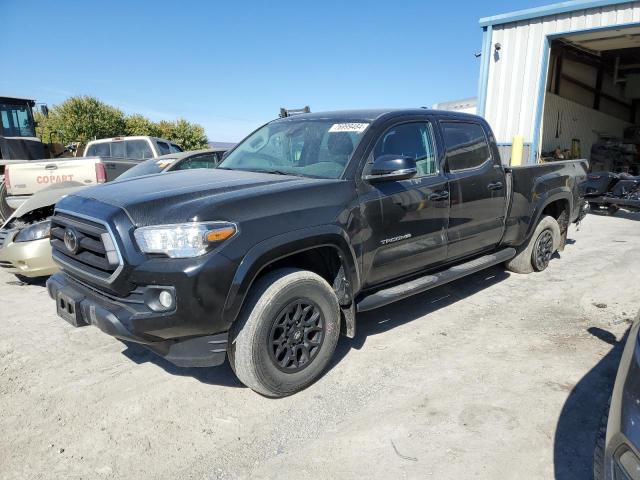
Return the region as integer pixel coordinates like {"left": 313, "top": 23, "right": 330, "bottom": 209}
{"left": 1, "top": 212, "right": 639, "bottom": 480}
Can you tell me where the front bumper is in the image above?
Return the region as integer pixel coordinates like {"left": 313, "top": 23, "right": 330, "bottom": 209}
{"left": 0, "top": 234, "right": 58, "bottom": 278}
{"left": 47, "top": 272, "right": 228, "bottom": 367}
{"left": 605, "top": 319, "right": 640, "bottom": 479}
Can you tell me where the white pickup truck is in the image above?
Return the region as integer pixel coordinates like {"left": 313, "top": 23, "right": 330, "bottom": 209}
{"left": 3, "top": 136, "right": 182, "bottom": 214}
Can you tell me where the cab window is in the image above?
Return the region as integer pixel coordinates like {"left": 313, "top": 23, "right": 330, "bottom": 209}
{"left": 157, "top": 141, "right": 170, "bottom": 155}
{"left": 110, "top": 141, "right": 125, "bottom": 158}
{"left": 86, "top": 143, "right": 110, "bottom": 157}
{"left": 125, "top": 139, "right": 154, "bottom": 160}
{"left": 369, "top": 122, "right": 438, "bottom": 177}
{"left": 441, "top": 122, "right": 491, "bottom": 171}
{"left": 173, "top": 154, "right": 219, "bottom": 171}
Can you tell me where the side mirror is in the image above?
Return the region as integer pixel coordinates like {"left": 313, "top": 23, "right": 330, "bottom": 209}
{"left": 365, "top": 155, "right": 417, "bottom": 182}
{"left": 40, "top": 105, "right": 49, "bottom": 117}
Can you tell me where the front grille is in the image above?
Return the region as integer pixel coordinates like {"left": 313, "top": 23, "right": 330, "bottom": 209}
{"left": 50, "top": 212, "right": 121, "bottom": 282}
{"left": 0, "top": 260, "right": 13, "bottom": 269}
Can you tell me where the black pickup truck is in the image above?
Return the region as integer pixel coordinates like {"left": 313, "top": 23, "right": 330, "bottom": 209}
{"left": 46, "top": 109, "right": 588, "bottom": 396}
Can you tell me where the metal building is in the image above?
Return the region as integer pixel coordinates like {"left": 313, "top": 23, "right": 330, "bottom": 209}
{"left": 478, "top": 0, "right": 640, "bottom": 168}
{"left": 432, "top": 97, "right": 478, "bottom": 115}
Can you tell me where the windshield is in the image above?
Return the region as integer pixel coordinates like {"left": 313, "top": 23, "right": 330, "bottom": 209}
{"left": 117, "top": 157, "right": 176, "bottom": 180}
{"left": 0, "top": 102, "right": 36, "bottom": 137}
{"left": 218, "top": 119, "right": 369, "bottom": 179}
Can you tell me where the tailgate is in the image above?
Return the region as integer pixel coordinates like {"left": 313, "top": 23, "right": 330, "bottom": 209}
{"left": 7, "top": 158, "right": 100, "bottom": 196}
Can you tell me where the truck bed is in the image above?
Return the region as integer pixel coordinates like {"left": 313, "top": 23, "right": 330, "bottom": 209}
{"left": 501, "top": 159, "right": 588, "bottom": 247}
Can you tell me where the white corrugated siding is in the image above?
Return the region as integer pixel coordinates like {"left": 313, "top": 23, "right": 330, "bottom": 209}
{"left": 541, "top": 92, "right": 632, "bottom": 156}
{"left": 484, "top": 2, "right": 640, "bottom": 147}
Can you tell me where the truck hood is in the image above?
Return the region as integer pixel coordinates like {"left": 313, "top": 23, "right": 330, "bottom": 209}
{"left": 63, "top": 168, "right": 341, "bottom": 226}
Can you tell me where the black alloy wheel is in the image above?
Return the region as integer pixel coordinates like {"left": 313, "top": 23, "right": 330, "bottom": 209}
{"left": 268, "top": 299, "right": 325, "bottom": 373}
{"left": 532, "top": 229, "right": 554, "bottom": 271}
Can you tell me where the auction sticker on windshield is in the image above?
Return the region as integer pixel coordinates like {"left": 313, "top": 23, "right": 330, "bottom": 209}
{"left": 328, "top": 123, "right": 369, "bottom": 133}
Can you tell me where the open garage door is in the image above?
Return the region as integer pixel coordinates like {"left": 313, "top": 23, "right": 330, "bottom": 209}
{"left": 541, "top": 25, "right": 640, "bottom": 175}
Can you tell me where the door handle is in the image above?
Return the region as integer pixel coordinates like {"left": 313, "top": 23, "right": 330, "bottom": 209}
{"left": 45, "top": 164, "right": 58, "bottom": 170}
{"left": 488, "top": 182, "right": 503, "bottom": 191}
{"left": 428, "top": 191, "right": 449, "bottom": 201}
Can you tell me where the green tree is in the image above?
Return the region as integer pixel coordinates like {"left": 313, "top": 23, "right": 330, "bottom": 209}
{"left": 34, "top": 95, "right": 208, "bottom": 151}
{"left": 156, "top": 120, "right": 175, "bottom": 141}
{"left": 38, "top": 96, "right": 126, "bottom": 145}
{"left": 165, "top": 119, "right": 208, "bottom": 150}
{"left": 124, "top": 114, "right": 161, "bottom": 137}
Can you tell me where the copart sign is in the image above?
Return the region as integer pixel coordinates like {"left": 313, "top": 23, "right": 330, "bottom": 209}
{"left": 37, "top": 174, "right": 74, "bottom": 184}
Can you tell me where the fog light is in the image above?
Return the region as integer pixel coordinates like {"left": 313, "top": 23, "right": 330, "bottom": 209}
{"left": 158, "top": 290, "right": 174, "bottom": 309}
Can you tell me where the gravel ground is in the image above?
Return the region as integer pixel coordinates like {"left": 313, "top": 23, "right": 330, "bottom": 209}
{"left": 1, "top": 211, "right": 639, "bottom": 480}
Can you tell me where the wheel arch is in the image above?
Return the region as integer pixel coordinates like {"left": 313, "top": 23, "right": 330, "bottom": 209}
{"left": 222, "top": 225, "right": 360, "bottom": 334}
{"left": 525, "top": 190, "right": 572, "bottom": 243}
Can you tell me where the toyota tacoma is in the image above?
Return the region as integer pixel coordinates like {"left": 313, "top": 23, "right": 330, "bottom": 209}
{"left": 46, "top": 109, "right": 588, "bottom": 397}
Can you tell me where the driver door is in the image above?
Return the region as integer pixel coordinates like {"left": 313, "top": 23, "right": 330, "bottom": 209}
{"left": 358, "top": 119, "right": 450, "bottom": 288}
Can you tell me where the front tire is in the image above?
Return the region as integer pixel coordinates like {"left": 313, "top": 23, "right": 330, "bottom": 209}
{"left": 505, "top": 215, "right": 561, "bottom": 274}
{"left": 228, "top": 268, "right": 340, "bottom": 397}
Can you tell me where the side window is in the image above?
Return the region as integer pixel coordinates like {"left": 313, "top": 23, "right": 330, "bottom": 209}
{"left": 173, "top": 154, "right": 219, "bottom": 171}
{"left": 371, "top": 122, "right": 438, "bottom": 177}
{"left": 441, "top": 122, "right": 491, "bottom": 171}
{"left": 157, "top": 141, "right": 170, "bottom": 156}
{"left": 169, "top": 143, "right": 183, "bottom": 153}
{"left": 111, "top": 141, "right": 125, "bottom": 158}
{"left": 125, "top": 140, "right": 153, "bottom": 160}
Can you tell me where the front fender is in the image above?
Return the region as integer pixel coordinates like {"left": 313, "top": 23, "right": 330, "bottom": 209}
{"left": 221, "top": 225, "right": 359, "bottom": 325}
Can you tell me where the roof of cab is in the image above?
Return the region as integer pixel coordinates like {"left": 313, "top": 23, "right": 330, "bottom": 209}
{"left": 86, "top": 136, "right": 178, "bottom": 145}
{"left": 154, "top": 148, "right": 228, "bottom": 161}
{"left": 272, "top": 108, "right": 482, "bottom": 123}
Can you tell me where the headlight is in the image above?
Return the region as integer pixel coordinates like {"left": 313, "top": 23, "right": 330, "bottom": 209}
{"left": 14, "top": 220, "right": 51, "bottom": 243}
{"left": 133, "top": 222, "right": 237, "bottom": 258}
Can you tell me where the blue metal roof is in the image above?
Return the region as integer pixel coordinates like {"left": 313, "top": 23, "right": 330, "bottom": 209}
{"left": 479, "top": 0, "right": 635, "bottom": 27}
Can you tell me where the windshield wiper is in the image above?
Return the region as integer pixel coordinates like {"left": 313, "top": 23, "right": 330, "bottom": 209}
{"left": 247, "top": 168, "right": 292, "bottom": 176}
{"left": 218, "top": 167, "right": 299, "bottom": 177}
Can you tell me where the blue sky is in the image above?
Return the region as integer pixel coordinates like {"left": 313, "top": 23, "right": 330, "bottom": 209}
{"left": 3, "top": 0, "right": 544, "bottom": 142}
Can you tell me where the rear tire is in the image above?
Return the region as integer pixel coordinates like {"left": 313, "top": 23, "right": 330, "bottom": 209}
{"left": 0, "top": 181, "right": 14, "bottom": 222}
{"left": 228, "top": 268, "right": 340, "bottom": 397}
{"left": 505, "top": 215, "right": 561, "bottom": 274}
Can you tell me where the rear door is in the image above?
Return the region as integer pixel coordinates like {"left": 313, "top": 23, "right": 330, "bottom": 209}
{"left": 440, "top": 120, "right": 506, "bottom": 260}
{"left": 358, "top": 117, "right": 450, "bottom": 287}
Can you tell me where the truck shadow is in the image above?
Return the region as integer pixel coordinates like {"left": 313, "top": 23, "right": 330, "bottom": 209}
{"left": 553, "top": 326, "right": 628, "bottom": 479}
{"left": 120, "top": 342, "right": 245, "bottom": 388}
{"left": 119, "top": 265, "right": 512, "bottom": 389}
{"left": 330, "top": 265, "right": 511, "bottom": 370}
{"left": 5, "top": 277, "right": 48, "bottom": 287}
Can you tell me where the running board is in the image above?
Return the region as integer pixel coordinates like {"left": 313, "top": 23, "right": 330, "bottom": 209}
{"left": 356, "top": 248, "right": 516, "bottom": 312}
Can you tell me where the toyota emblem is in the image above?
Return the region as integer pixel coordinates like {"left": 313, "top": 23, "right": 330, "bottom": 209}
{"left": 63, "top": 227, "right": 79, "bottom": 254}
